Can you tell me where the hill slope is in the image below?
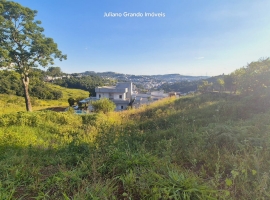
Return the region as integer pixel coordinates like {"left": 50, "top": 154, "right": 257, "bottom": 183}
{"left": 1, "top": 58, "right": 270, "bottom": 199}
{"left": 0, "top": 83, "right": 89, "bottom": 114}
{"left": 1, "top": 90, "right": 270, "bottom": 199}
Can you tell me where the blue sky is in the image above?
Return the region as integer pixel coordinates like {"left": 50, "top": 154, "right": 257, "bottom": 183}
{"left": 16, "top": 0, "right": 270, "bottom": 76}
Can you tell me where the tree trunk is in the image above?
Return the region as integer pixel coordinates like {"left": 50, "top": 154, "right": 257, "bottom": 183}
{"left": 22, "top": 76, "right": 32, "bottom": 112}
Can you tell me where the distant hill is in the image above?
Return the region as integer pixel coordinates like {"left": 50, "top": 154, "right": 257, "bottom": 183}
{"left": 151, "top": 73, "right": 208, "bottom": 79}
{"left": 158, "top": 75, "right": 225, "bottom": 93}
{"left": 81, "top": 71, "right": 208, "bottom": 80}
{"left": 79, "top": 71, "right": 209, "bottom": 91}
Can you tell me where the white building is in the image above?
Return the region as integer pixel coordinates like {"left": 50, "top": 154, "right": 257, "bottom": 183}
{"left": 150, "top": 90, "right": 169, "bottom": 100}
{"left": 131, "top": 90, "right": 169, "bottom": 108}
{"left": 79, "top": 82, "right": 171, "bottom": 112}
{"left": 95, "top": 82, "right": 133, "bottom": 111}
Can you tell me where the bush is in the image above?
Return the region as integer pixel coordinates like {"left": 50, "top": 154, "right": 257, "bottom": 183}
{"left": 68, "top": 97, "right": 75, "bottom": 106}
{"left": 92, "top": 98, "right": 116, "bottom": 113}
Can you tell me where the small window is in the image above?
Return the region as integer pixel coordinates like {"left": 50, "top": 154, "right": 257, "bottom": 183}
{"left": 99, "top": 94, "right": 101, "bottom": 98}
{"left": 119, "top": 95, "right": 122, "bottom": 99}
{"left": 121, "top": 106, "right": 124, "bottom": 109}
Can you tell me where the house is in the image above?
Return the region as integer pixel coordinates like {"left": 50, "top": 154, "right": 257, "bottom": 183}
{"left": 131, "top": 93, "right": 151, "bottom": 108}
{"left": 78, "top": 82, "right": 171, "bottom": 112}
{"left": 95, "top": 82, "right": 133, "bottom": 111}
{"left": 43, "top": 75, "right": 53, "bottom": 82}
{"left": 150, "top": 90, "right": 168, "bottom": 100}
{"left": 43, "top": 75, "right": 67, "bottom": 82}
{"left": 130, "top": 90, "right": 170, "bottom": 108}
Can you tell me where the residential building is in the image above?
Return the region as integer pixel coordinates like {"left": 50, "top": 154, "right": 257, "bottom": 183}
{"left": 78, "top": 82, "right": 172, "bottom": 112}
{"left": 95, "top": 82, "right": 133, "bottom": 111}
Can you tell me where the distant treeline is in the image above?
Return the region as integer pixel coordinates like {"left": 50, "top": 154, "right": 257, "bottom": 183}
{"left": 45, "top": 66, "right": 116, "bottom": 96}
{"left": 160, "top": 58, "right": 270, "bottom": 94}
{"left": 0, "top": 67, "right": 116, "bottom": 99}
{"left": 196, "top": 58, "right": 270, "bottom": 94}
{"left": 159, "top": 81, "right": 199, "bottom": 93}
{"left": 53, "top": 76, "right": 116, "bottom": 97}
{"left": 159, "top": 76, "right": 229, "bottom": 93}
{"left": 0, "top": 70, "right": 62, "bottom": 100}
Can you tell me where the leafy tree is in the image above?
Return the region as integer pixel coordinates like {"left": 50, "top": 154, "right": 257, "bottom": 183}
{"left": 0, "top": 0, "right": 66, "bottom": 111}
{"left": 53, "top": 75, "right": 107, "bottom": 97}
{"left": 92, "top": 98, "right": 116, "bottom": 113}
{"left": 241, "top": 58, "right": 270, "bottom": 93}
{"left": 216, "top": 78, "right": 225, "bottom": 93}
{"left": 46, "top": 66, "right": 63, "bottom": 77}
{"left": 228, "top": 58, "right": 270, "bottom": 95}
{"left": 224, "top": 75, "right": 235, "bottom": 94}
{"left": 51, "top": 90, "right": 62, "bottom": 100}
{"left": 68, "top": 97, "right": 75, "bottom": 107}
{"left": 231, "top": 67, "right": 246, "bottom": 94}
{"left": 0, "top": 70, "right": 62, "bottom": 99}
{"left": 198, "top": 81, "right": 212, "bottom": 93}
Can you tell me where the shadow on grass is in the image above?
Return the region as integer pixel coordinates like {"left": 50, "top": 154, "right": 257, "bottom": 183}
{"left": 37, "top": 106, "right": 68, "bottom": 112}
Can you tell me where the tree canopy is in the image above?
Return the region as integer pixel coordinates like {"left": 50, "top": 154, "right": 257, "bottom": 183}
{"left": 197, "top": 81, "right": 213, "bottom": 93}
{"left": 196, "top": 58, "right": 270, "bottom": 95}
{"left": 0, "top": 0, "right": 66, "bottom": 111}
{"left": 0, "top": 70, "right": 63, "bottom": 100}
{"left": 53, "top": 75, "right": 110, "bottom": 97}
{"left": 92, "top": 98, "right": 116, "bottom": 113}
{"left": 232, "top": 58, "right": 270, "bottom": 94}
{"left": 46, "top": 66, "right": 63, "bottom": 77}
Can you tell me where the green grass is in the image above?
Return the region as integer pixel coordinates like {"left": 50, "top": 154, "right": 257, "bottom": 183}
{"left": 1, "top": 90, "right": 270, "bottom": 199}
{"left": 0, "top": 83, "right": 89, "bottom": 114}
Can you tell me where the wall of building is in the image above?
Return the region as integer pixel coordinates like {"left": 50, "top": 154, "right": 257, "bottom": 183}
{"left": 116, "top": 82, "right": 132, "bottom": 99}
{"left": 116, "top": 104, "right": 128, "bottom": 111}
{"left": 96, "top": 92, "right": 110, "bottom": 99}
{"left": 96, "top": 92, "right": 128, "bottom": 100}
{"left": 113, "top": 93, "right": 126, "bottom": 100}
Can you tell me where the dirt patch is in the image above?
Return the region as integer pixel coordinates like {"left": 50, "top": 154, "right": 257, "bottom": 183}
{"left": 40, "top": 107, "right": 67, "bottom": 112}
{"left": 40, "top": 165, "right": 59, "bottom": 181}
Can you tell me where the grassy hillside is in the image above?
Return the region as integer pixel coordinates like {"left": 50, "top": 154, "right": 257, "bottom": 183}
{"left": 0, "top": 83, "right": 89, "bottom": 114}
{"left": 1, "top": 89, "right": 270, "bottom": 199}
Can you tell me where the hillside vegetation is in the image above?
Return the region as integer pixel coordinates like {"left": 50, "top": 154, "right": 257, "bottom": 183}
{"left": 1, "top": 58, "right": 270, "bottom": 199}
{"left": 161, "top": 58, "right": 270, "bottom": 94}
{"left": 0, "top": 69, "right": 112, "bottom": 107}
{"left": 1, "top": 91, "right": 270, "bottom": 199}
{"left": 53, "top": 75, "right": 116, "bottom": 96}
{"left": 0, "top": 70, "right": 63, "bottom": 100}
{"left": 0, "top": 84, "right": 89, "bottom": 114}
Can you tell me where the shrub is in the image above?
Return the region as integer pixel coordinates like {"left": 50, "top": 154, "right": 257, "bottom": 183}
{"left": 68, "top": 97, "right": 75, "bottom": 106}
{"left": 92, "top": 98, "right": 116, "bottom": 113}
